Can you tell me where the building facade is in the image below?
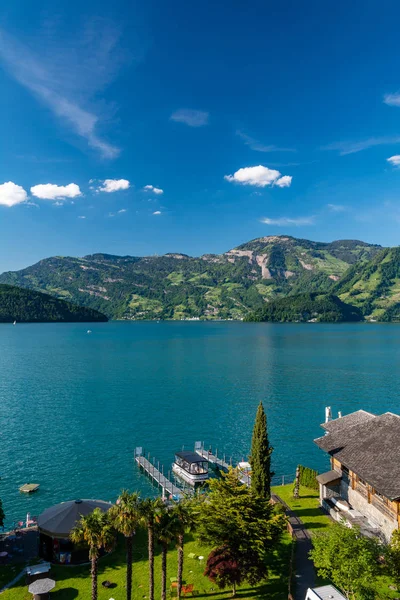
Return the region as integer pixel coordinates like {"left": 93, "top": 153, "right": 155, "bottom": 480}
{"left": 315, "top": 410, "right": 400, "bottom": 542}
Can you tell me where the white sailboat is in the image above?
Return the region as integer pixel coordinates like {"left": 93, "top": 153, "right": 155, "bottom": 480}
{"left": 12, "top": 321, "right": 16, "bottom": 326}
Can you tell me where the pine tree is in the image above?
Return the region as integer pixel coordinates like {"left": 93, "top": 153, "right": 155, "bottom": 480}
{"left": 249, "top": 401, "right": 273, "bottom": 499}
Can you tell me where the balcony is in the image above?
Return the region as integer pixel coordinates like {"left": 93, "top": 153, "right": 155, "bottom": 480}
{"left": 371, "top": 496, "right": 397, "bottom": 521}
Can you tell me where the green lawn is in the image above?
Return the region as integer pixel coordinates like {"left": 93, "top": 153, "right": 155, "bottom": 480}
{"left": 272, "top": 484, "right": 331, "bottom": 534}
{"left": 1, "top": 529, "right": 292, "bottom": 600}
{"left": 272, "top": 484, "right": 400, "bottom": 600}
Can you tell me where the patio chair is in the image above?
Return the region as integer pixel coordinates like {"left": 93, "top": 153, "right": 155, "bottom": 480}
{"left": 182, "top": 584, "right": 194, "bottom": 596}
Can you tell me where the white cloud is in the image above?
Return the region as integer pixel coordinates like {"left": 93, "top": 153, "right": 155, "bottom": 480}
{"left": 327, "top": 203, "right": 347, "bottom": 212}
{"left": 224, "top": 165, "right": 292, "bottom": 188}
{"left": 236, "top": 130, "right": 295, "bottom": 153}
{"left": 170, "top": 109, "right": 209, "bottom": 127}
{"left": 384, "top": 93, "right": 400, "bottom": 107}
{"left": 153, "top": 210, "right": 161, "bottom": 215}
{"left": 143, "top": 184, "right": 164, "bottom": 195}
{"left": 274, "top": 175, "right": 292, "bottom": 188}
{"left": 0, "top": 181, "right": 28, "bottom": 207}
{"left": 118, "top": 208, "right": 127, "bottom": 213}
{"left": 261, "top": 216, "right": 315, "bottom": 226}
{"left": 98, "top": 179, "right": 130, "bottom": 193}
{"left": 78, "top": 215, "right": 86, "bottom": 219}
{"left": 321, "top": 136, "right": 400, "bottom": 155}
{"left": 30, "top": 183, "right": 81, "bottom": 200}
{"left": 0, "top": 24, "right": 122, "bottom": 158}
{"left": 387, "top": 155, "right": 400, "bottom": 167}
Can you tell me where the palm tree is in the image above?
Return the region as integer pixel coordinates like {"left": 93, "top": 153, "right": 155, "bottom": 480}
{"left": 155, "top": 504, "right": 180, "bottom": 600}
{"left": 172, "top": 501, "right": 197, "bottom": 599}
{"left": 140, "top": 497, "right": 164, "bottom": 600}
{"left": 109, "top": 490, "right": 141, "bottom": 600}
{"left": 70, "top": 508, "right": 114, "bottom": 600}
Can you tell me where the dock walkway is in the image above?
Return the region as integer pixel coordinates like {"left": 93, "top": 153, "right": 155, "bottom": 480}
{"left": 194, "top": 446, "right": 251, "bottom": 486}
{"left": 134, "top": 452, "right": 186, "bottom": 498}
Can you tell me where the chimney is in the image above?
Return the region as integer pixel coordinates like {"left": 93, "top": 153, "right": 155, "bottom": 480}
{"left": 325, "top": 406, "right": 332, "bottom": 423}
{"left": 338, "top": 411, "right": 342, "bottom": 418}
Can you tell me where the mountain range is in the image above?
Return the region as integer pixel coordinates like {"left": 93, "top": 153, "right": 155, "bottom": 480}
{"left": 1, "top": 235, "right": 398, "bottom": 321}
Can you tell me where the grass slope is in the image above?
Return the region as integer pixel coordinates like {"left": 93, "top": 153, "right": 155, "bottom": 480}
{"left": 0, "top": 237, "right": 380, "bottom": 320}
{"left": 0, "top": 284, "right": 107, "bottom": 323}
{"left": 1, "top": 529, "right": 292, "bottom": 600}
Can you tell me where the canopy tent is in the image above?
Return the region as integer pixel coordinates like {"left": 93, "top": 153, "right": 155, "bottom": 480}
{"left": 38, "top": 499, "right": 112, "bottom": 538}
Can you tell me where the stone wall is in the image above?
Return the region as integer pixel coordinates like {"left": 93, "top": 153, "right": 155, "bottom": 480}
{"left": 341, "top": 480, "right": 397, "bottom": 542}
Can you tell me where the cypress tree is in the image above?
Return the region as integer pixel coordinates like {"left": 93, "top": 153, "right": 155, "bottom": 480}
{"left": 0, "top": 497, "right": 4, "bottom": 528}
{"left": 249, "top": 402, "right": 273, "bottom": 499}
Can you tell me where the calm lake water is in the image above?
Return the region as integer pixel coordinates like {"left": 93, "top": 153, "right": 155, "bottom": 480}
{"left": 1, "top": 321, "right": 399, "bottom": 527}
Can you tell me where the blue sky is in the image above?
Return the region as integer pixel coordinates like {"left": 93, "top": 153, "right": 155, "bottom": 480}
{"left": 1, "top": 0, "right": 400, "bottom": 271}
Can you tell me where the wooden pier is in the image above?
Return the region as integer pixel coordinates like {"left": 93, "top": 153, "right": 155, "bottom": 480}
{"left": 194, "top": 443, "right": 251, "bottom": 486}
{"left": 134, "top": 448, "right": 188, "bottom": 499}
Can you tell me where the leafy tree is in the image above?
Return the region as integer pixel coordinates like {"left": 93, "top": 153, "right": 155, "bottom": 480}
{"left": 70, "top": 508, "right": 115, "bottom": 600}
{"left": 249, "top": 402, "right": 273, "bottom": 499}
{"left": 0, "top": 497, "right": 4, "bottom": 528}
{"left": 109, "top": 491, "right": 141, "bottom": 600}
{"left": 197, "top": 469, "right": 285, "bottom": 596}
{"left": 140, "top": 497, "right": 164, "bottom": 600}
{"left": 387, "top": 529, "right": 400, "bottom": 590}
{"left": 310, "top": 524, "right": 380, "bottom": 600}
{"left": 204, "top": 546, "right": 243, "bottom": 596}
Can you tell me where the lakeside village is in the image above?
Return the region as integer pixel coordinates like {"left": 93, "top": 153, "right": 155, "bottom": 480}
{"left": 1, "top": 407, "right": 400, "bottom": 600}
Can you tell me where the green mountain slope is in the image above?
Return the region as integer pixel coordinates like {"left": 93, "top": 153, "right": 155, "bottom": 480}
{"left": 0, "top": 284, "right": 108, "bottom": 323}
{"left": 245, "top": 293, "right": 363, "bottom": 323}
{"left": 334, "top": 247, "right": 400, "bottom": 321}
{"left": 0, "top": 236, "right": 381, "bottom": 320}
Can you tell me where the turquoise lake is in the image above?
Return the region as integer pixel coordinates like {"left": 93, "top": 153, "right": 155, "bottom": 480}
{"left": 1, "top": 321, "right": 399, "bottom": 528}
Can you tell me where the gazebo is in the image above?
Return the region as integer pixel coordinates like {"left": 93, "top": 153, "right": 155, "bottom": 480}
{"left": 37, "top": 499, "right": 112, "bottom": 564}
{"left": 28, "top": 578, "right": 55, "bottom": 599}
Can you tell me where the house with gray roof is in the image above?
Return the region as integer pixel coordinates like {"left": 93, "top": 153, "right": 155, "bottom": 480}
{"left": 314, "top": 410, "right": 400, "bottom": 542}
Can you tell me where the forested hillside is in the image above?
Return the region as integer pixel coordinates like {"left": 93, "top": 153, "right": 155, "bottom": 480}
{"left": 0, "top": 284, "right": 108, "bottom": 323}
{"left": 0, "top": 236, "right": 381, "bottom": 320}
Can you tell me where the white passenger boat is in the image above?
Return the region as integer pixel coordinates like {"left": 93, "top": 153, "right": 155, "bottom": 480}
{"left": 172, "top": 451, "right": 209, "bottom": 486}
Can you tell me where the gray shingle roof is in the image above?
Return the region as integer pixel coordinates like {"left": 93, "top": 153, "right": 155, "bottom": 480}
{"left": 316, "top": 470, "right": 342, "bottom": 485}
{"left": 321, "top": 409, "right": 376, "bottom": 433}
{"left": 315, "top": 412, "right": 400, "bottom": 500}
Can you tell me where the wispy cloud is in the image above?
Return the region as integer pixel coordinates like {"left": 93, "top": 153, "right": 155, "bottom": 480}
{"left": 0, "top": 182, "right": 28, "bottom": 207}
{"left": 384, "top": 93, "right": 400, "bottom": 107}
{"left": 144, "top": 185, "right": 164, "bottom": 195}
{"left": 321, "top": 136, "right": 400, "bottom": 155}
{"left": 261, "top": 216, "right": 315, "bottom": 226}
{"left": 327, "top": 203, "right": 348, "bottom": 212}
{"left": 108, "top": 208, "right": 127, "bottom": 217}
{"left": 224, "top": 165, "right": 292, "bottom": 188}
{"left": 78, "top": 215, "right": 86, "bottom": 219}
{"left": 153, "top": 210, "right": 162, "bottom": 215}
{"left": 387, "top": 155, "right": 400, "bottom": 167}
{"left": 0, "top": 21, "right": 124, "bottom": 158}
{"left": 236, "top": 130, "right": 295, "bottom": 153}
{"left": 170, "top": 109, "right": 209, "bottom": 127}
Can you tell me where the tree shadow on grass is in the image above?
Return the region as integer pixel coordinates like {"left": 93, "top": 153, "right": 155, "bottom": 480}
{"left": 52, "top": 588, "right": 79, "bottom": 599}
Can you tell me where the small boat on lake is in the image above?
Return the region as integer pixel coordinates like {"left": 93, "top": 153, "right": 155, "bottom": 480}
{"left": 12, "top": 321, "right": 16, "bottom": 326}
{"left": 19, "top": 483, "right": 40, "bottom": 493}
{"left": 172, "top": 451, "right": 209, "bottom": 486}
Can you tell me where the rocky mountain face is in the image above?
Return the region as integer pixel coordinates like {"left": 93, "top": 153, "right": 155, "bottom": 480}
{"left": 0, "top": 236, "right": 382, "bottom": 320}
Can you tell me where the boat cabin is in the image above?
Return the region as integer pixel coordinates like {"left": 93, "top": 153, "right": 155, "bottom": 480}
{"left": 172, "top": 451, "right": 209, "bottom": 486}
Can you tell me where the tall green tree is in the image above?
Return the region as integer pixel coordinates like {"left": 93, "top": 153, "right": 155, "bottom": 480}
{"left": 155, "top": 505, "right": 180, "bottom": 600}
{"left": 70, "top": 508, "right": 114, "bottom": 600}
{"left": 140, "top": 497, "right": 164, "bottom": 600}
{"left": 109, "top": 491, "right": 141, "bottom": 600}
{"left": 249, "top": 401, "right": 273, "bottom": 499}
{"left": 0, "top": 498, "right": 5, "bottom": 529}
{"left": 310, "top": 524, "right": 380, "bottom": 600}
{"left": 171, "top": 500, "right": 197, "bottom": 598}
{"left": 197, "top": 469, "right": 285, "bottom": 596}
